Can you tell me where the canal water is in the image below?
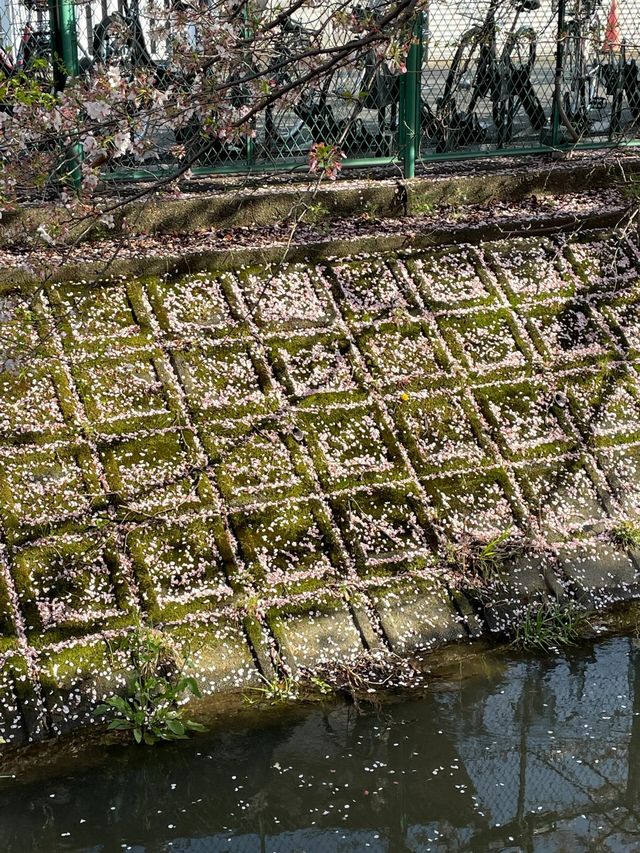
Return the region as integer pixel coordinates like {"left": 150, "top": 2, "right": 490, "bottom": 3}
{"left": 1, "top": 635, "right": 640, "bottom": 852}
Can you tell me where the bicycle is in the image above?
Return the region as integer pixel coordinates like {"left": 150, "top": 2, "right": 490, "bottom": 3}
{"left": 0, "top": 0, "right": 52, "bottom": 88}
{"left": 259, "top": 10, "right": 396, "bottom": 159}
{"left": 423, "top": 0, "right": 547, "bottom": 153}
{"left": 557, "top": 0, "right": 640, "bottom": 141}
{"left": 91, "top": 0, "right": 250, "bottom": 164}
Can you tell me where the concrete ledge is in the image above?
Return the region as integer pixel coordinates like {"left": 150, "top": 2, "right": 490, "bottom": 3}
{"left": 1, "top": 153, "right": 638, "bottom": 253}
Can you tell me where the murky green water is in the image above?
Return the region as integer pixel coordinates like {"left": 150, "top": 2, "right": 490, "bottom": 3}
{"left": 2, "top": 636, "right": 640, "bottom": 852}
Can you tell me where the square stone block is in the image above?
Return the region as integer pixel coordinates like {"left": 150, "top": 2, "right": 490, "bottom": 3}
{"left": 332, "top": 256, "right": 417, "bottom": 321}
{"left": 483, "top": 236, "right": 577, "bottom": 302}
{"left": 356, "top": 321, "right": 443, "bottom": 392}
{"left": 0, "top": 652, "right": 31, "bottom": 747}
{"left": 147, "top": 272, "right": 237, "bottom": 337}
{"left": 395, "top": 390, "right": 492, "bottom": 475}
{"left": 0, "top": 359, "right": 65, "bottom": 439}
{"left": 173, "top": 341, "right": 278, "bottom": 419}
{"left": 517, "top": 458, "right": 609, "bottom": 538}
{"left": 72, "top": 349, "right": 177, "bottom": 432}
{"left": 596, "top": 442, "right": 640, "bottom": 518}
{"left": 0, "top": 557, "right": 16, "bottom": 651}
{"left": 38, "top": 636, "right": 132, "bottom": 736}
{"left": 438, "top": 309, "right": 529, "bottom": 376}
{"left": 566, "top": 233, "right": 640, "bottom": 292}
{"left": 215, "top": 428, "right": 312, "bottom": 507}
{"left": 128, "top": 516, "right": 236, "bottom": 620}
{"left": 565, "top": 367, "right": 640, "bottom": 447}
{"left": 232, "top": 497, "right": 346, "bottom": 594}
{"left": 605, "top": 298, "right": 640, "bottom": 356}
{"left": 523, "top": 301, "right": 611, "bottom": 364}
{"left": 369, "top": 578, "right": 466, "bottom": 654}
{"left": 474, "top": 380, "right": 571, "bottom": 460}
{"left": 270, "top": 333, "right": 360, "bottom": 403}
{"left": 99, "top": 428, "right": 210, "bottom": 516}
{"left": 236, "top": 264, "right": 337, "bottom": 332}
{"left": 423, "top": 469, "right": 517, "bottom": 540}
{"left": 0, "top": 291, "right": 43, "bottom": 365}
{"left": 332, "top": 485, "right": 437, "bottom": 577}
{"left": 0, "top": 443, "right": 100, "bottom": 544}
{"left": 298, "top": 403, "right": 407, "bottom": 491}
{"left": 268, "top": 597, "right": 366, "bottom": 672}
{"left": 168, "top": 617, "right": 261, "bottom": 694}
{"left": 48, "top": 281, "right": 148, "bottom": 349}
{"left": 11, "top": 535, "right": 135, "bottom": 644}
{"left": 556, "top": 540, "right": 640, "bottom": 607}
{"left": 404, "top": 246, "right": 495, "bottom": 308}
{"left": 479, "top": 554, "right": 551, "bottom": 635}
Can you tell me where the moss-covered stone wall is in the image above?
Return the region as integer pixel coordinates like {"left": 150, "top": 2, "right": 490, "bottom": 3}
{"left": 1, "top": 227, "right": 639, "bottom": 747}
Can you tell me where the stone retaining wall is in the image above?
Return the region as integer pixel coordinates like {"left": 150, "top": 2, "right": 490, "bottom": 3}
{"left": 1, "top": 226, "right": 639, "bottom": 747}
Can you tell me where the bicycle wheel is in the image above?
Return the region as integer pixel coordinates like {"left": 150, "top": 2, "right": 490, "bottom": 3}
{"left": 437, "top": 28, "right": 490, "bottom": 151}
{"left": 502, "top": 27, "right": 546, "bottom": 137}
{"left": 560, "top": 20, "right": 601, "bottom": 134}
{"left": 92, "top": 13, "right": 151, "bottom": 71}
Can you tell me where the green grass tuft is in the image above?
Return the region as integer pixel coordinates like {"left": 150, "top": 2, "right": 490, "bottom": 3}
{"left": 512, "top": 600, "right": 589, "bottom": 655}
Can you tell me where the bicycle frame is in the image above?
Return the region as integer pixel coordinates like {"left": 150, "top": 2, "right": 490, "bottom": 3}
{"left": 431, "top": 0, "right": 543, "bottom": 151}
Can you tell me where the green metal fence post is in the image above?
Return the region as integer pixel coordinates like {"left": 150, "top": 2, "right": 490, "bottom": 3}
{"left": 49, "top": 0, "right": 82, "bottom": 191}
{"left": 402, "top": 13, "right": 423, "bottom": 179}
{"left": 49, "top": 0, "right": 78, "bottom": 88}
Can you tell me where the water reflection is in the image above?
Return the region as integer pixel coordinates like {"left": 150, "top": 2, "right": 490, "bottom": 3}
{"left": 2, "top": 637, "right": 640, "bottom": 852}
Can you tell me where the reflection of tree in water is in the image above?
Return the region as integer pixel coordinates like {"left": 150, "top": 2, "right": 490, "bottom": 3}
{"left": 3, "top": 639, "right": 640, "bottom": 852}
{"left": 457, "top": 640, "right": 640, "bottom": 852}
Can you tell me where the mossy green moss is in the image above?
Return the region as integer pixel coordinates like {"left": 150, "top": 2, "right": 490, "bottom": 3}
{"left": 473, "top": 378, "right": 576, "bottom": 461}
{"left": 404, "top": 245, "right": 497, "bottom": 310}
{"left": 515, "top": 455, "right": 609, "bottom": 540}
{"left": 296, "top": 402, "right": 408, "bottom": 491}
{"left": 171, "top": 339, "right": 279, "bottom": 422}
{"left": 127, "top": 515, "right": 238, "bottom": 622}
{"left": 437, "top": 307, "right": 534, "bottom": 377}
{"left": 0, "top": 442, "right": 105, "bottom": 545}
{"left": 71, "top": 346, "right": 182, "bottom": 435}
{"left": 331, "top": 484, "right": 438, "bottom": 579}
{"left": 46, "top": 280, "right": 152, "bottom": 352}
{"left": 214, "top": 428, "right": 313, "bottom": 507}
{"left": 98, "top": 428, "right": 212, "bottom": 517}
{"left": 392, "top": 389, "right": 493, "bottom": 475}
{"left": 231, "top": 497, "right": 348, "bottom": 596}
{"left": 562, "top": 365, "right": 640, "bottom": 447}
{"left": 145, "top": 272, "right": 243, "bottom": 339}
{"left": 11, "top": 535, "right": 136, "bottom": 647}
{"left": 520, "top": 301, "right": 613, "bottom": 365}
{"left": 267, "top": 332, "right": 366, "bottom": 407}
{"left": 356, "top": 319, "right": 449, "bottom": 393}
{"left": 482, "top": 236, "right": 578, "bottom": 305}
{"left": 423, "top": 466, "right": 522, "bottom": 541}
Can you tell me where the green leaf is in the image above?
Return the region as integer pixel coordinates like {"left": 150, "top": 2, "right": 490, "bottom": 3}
{"left": 167, "top": 719, "right": 185, "bottom": 736}
{"left": 133, "top": 727, "right": 142, "bottom": 744}
{"left": 182, "top": 676, "right": 202, "bottom": 698}
{"left": 107, "top": 719, "right": 132, "bottom": 731}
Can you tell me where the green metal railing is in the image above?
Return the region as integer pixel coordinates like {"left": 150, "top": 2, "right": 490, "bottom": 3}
{"left": 38, "top": 0, "right": 640, "bottom": 181}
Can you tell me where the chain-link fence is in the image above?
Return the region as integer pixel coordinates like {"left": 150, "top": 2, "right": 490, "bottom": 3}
{"left": 419, "top": 0, "right": 640, "bottom": 159}
{"left": 1, "top": 0, "right": 639, "bottom": 178}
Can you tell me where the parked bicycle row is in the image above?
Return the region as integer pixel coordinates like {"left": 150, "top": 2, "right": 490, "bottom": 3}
{"left": 0, "top": 0, "right": 638, "bottom": 166}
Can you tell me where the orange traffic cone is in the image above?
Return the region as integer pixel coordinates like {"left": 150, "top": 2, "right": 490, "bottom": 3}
{"left": 602, "top": 0, "right": 622, "bottom": 53}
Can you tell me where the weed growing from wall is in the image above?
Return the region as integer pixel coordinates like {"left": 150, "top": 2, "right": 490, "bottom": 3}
{"left": 512, "top": 601, "right": 590, "bottom": 655}
{"left": 95, "top": 624, "right": 205, "bottom": 745}
{"left": 611, "top": 521, "right": 640, "bottom": 551}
